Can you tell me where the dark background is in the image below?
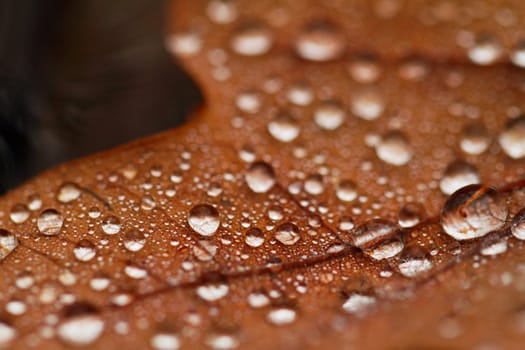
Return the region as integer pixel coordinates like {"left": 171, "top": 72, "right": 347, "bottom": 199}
{"left": 0, "top": 0, "right": 202, "bottom": 193}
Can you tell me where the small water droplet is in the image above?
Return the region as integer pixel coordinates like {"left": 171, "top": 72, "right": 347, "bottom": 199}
{"left": 57, "top": 183, "right": 81, "bottom": 203}
{"left": 499, "top": 116, "right": 525, "bottom": 159}
{"left": 245, "top": 227, "right": 265, "bottom": 247}
{"left": 73, "top": 240, "right": 96, "bottom": 262}
{"left": 37, "top": 209, "right": 64, "bottom": 236}
{"left": 123, "top": 230, "right": 146, "bottom": 252}
{"left": 206, "top": 0, "right": 237, "bottom": 24}
{"left": 151, "top": 332, "right": 180, "bottom": 350}
{"left": 245, "top": 162, "right": 276, "bottom": 193}
{"left": 0, "top": 229, "right": 18, "bottom": 261}
{"left": 314, "top": 100, "right": 346, "bottom": 130}
{"left": 351, "top": 90, "right": 384, "bottom": 121}
{"left": 274, "top": 222, "right": 301, "bottom": 245}
{"left": 375, "top": 131, "right": 412, "bottom": 166}
{"left": 304, "top": 174, "right": 324, "bottom": 195}
{"left": 348, "top": 55, "right": 381, "bottom": 83}
{"left": 480, "top": 237, "right": 508, "bottom": 256}
{"left": 287, "top": 83, "right": 313, "bottom": 106}
{"left": 439, "top": 160, "right": 480, "bottom": 195}
{"left": 248, "top": 291, "right": 270, "bottom": 308}
{"left": 511, "top": 208, "right": 525, "bottom": 240}
{"left": 188, "top": 204, "right": 220, "bottom": 237}
{"left": 467, "top": 34, "right": 502, "bottom": 65}
{"left": 440, "top": 184, "right": 508, "bottom": 240}
{"left": 398, "top": 203, "right": 425, "bottom": 228}
{"left": 342, "top": 294, "right": 376, "bottom": 314}
{"left": 267, "top": 308, "right": 296, "bottom": 325}
{"left": 9, "top": 204, "right": 30, "bottom": 224}
{"left": 267, "top": 112, "right": 300, "bottom": 142}
{"left": 90, "top": 274, "right": 110, "bottom": 291}
{"left": 0, "top": 320, "right": 15, "bottom": 345}
{"left": 196, "top": 283, "right": 229, "bottom": 302}
{"left": 205, "top": 334, "right": 239, "bottom": 350}
{"left": 295, "top": 21, "right": 345, "bottom": 61}
{"left": 460, "top": 123, "right": 490, "bottom": 155}
{"left": 166, "top": 31, "right": 202, "bottom": 57}
{"left": 511, "top": 40, "right": 525, "bottom": 68}
{"left": 336, "top": 180, "right": 358, "bottom": 202}
{"left": 27, "top": 194, "right": 42, "bottom": 211}
{"left": 58, "top": 303, "right": 104, "bottom": 346}
{"left": 398, "top": 246, "right": 432, "bottom": 278}
{"left": 101, "top": 216, "right": 122, "bottom": 235}
{"left": 124, "top": 263, "right": 148, "bottom": 279}
{"left": 193, "top": 240, "right": 218, "bottom": 261}
{"left": 352, "top": 219, "right": 403, "bottom": 259}
{"left": 230, "top": 22, "right": 273, "bottom": 56}
{"left": 141, "top": 195, "right": 156, "bottom": 211}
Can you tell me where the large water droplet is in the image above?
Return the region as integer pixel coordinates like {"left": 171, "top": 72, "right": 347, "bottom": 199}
{"left": 230, "top": 22, "right": 273, "bottom": 56}
{"left": 73, "top": 240, "right": 96, "bottom": 262}
{"left": 245, "top": 227, "right": 265, "bottom": 247}
{"left": 101, "top": 216, "right": 122, "bottom": 235}
{"left": 188, "top": 204, "right": 220, "bottom": 237}
{"left": 245, "top": 162, "right": 277, "bottom": 193}
{"left": 460, "top": 123, "right": 490, "bottom": 155}
{"left": 58, "top": 303, "right": 104, "bottom": 346}
{"left": 314, "top": 100, "right": 346, "bottom": 130}
{"left": 295, "top": 21, "right": 345, "bottom": 61}
{"left": 439, "top": 160, "right": 480, "bottom": 195}
{"left": 267, "top": 112, "right": 300, "bottom": 142}
{"left": 57, "top": 183, "right": 81, "bottom": 203}
{"left": 275, "top": 222, "right": 301, "bottom": 245}
{"left": 0, "top": 229, "right": 18, "bottom": 261}
{"left": 440, "top": 185, "right": 508, "bottom": 240}
{"left": 375, "top": 131, "right": 413, "bottom": 166}
{"left": 9, "top": 204, "right": 29, "bottom": 224}
{"left": 37, "top": 209, "right": 64, "bottom": 236}
{"left": 499, "top": 116, "right": 525, "bottom": 159}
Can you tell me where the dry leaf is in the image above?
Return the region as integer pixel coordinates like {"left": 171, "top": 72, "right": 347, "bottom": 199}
{"left": 2, "top": 0, "right": 525, "bottom": 349}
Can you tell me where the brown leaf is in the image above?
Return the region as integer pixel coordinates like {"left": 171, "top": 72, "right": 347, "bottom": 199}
{"left": 2, "top": 0, "right": 525, "bottom": 348}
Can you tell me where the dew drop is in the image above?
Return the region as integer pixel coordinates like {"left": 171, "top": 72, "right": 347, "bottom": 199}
{"left": 398, "top": 247, "right": 433, "bottom": 278}
{"left": 9, "top": 204, "right": 30, "bottom": 224}
{"left": 348, "top": 55, "right": 381, "bottom": 83}
{"left": 398, "top": 203, "right": 425, "bottom": 228}
{"left": 351, "top": 90, "right": 384, "bottom": 121}
{"left": 57, "top": 183, "right": 81, "bottom": 203}
{"left": 511, "top": 40, "right": 525, "bottom": 68}
{"left": 101, "top": 216, "right": 122, "bottom": 235}
{"left": 267, "top": 308, "right": 296, "bottom": 325}
{"left": 304, "top": 174, "right": 324, "bottom": 195}
{"left": 274, "top": 222, "right": 301, "bottom": 245}
{"left": 245, "top": 227, "right": 265, "bottom": 247}
{"left": 205, "top": 334, "right": 239, "bottom": 350}
{"left": 206, "top": 0, "right": 237, "bottom": 24}
{"left": 440, "top": 184, "right": 508, "bottom": 240}
{"left": 193, "top": 240, "right": 218, "bottom": 261}
{"left": 439, "top": 160, "right": 480, "bottom": 195}
{"left": 0, "top": 229, "right": 18, "bottom": 261}
{"left": 287, "top": 83, "right": 313, "bottom": 106}
{"left": 141, "top": 195, "right": 156, "bottom": 211}
{"left": 151, "top": 332, "right": 180, "bottom": 350}
{"left": 37, "top": 209, "right": 64, "bottom": 236}
{"left": 27, "top": 194, "right": 42, "bottom": 211}
{"left": 166, "top": 31, "right": 202, "bottom": 57}
{"left": 480, "top": 238, "right": 508, "bottom": 256}
{"left": 58, "top": 303, "right": 104, "bottom": 346}
{"left": 336, "top": 180, "right": 358, "bottom": 202}
{"left": 467, "top": 34, "right": 502, "bottom": 65}
{"left": 267, "top": 112, "right": 300, "bottom": 142}
{"left": 375, "top": 131, "right": 413, "bottom": 166}
{"left": 230, "top": 22, "right": 273, "bottom": 56}
{"left": 342, "top": 294, "right": 376, "bottom": 314}
{"left": 236, "top": 91, "right": 261, "bottom": 114}
{"left": 352, "top": 219, "right": 403, "bottom": 259}
{"left": 499, "top": 116, "right": 525, "bottom": 159}
{"left": 73, "top": 240, "right": 96, "bottom": 262}
{"left": 196, "top": 283, "right": 229, "bottom": 302}
{"left": 123, "top": 229, "right": 146, "bottom": 252}
{"left": 124, "top": 263, "right": 148, "bottom": 279}
{"left": 0, "top": 320, "right": 15, "bottom": 345}
{"left": 314, "top": 100, "right": 346, "bottom": 130}
{"left": 245, "top": 162, "right": 276, "bottom": 193}
{"left": 188, "top": 204, "right": 220, "bottom": 237}
{"left": 294, "top": 21, "right": 345, "bottom": 61}
{"left": 460, "top": 123, "right": 490, "bottom": 155}
{"left": 248, "top": 292, "right": 270, "bottom": 308}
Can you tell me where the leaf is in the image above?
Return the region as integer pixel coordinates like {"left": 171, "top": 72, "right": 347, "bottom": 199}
{"left": 2, "top": 0, "right": 525, "bottom": 349}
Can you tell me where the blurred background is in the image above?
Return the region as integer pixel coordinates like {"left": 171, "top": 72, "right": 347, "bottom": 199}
{"left": 0, "top": 0, "right": 202, "bottom": 194}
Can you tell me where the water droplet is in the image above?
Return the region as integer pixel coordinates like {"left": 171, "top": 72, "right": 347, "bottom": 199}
{"left": 15, "top": 271, "right": 34, "bottom": 289}
{"left": 295, "top": 21, "right": 345, "bottom": 61}
{"left": 58, "top": 303, "right": 104, "bottom": 346}
{"left": 342, "top": 294, "right": 376, "bottom": 314}
{"left": 440, "top": 184, "right": 508, "bottom": 240}
{"left": 398, "top": 57, "right": 428, "bottom": 81}
{"left": 90, "top": 274, "right": 110, "bottom": 291}
{"left": 267, "top": 308, "right": 296, "bottom": 325}
{"left": 230, "top": 22, "right": 273, "bottom": 56}
{"left": 336, "top": 180, "right": 358, "bottom": 202}
{"left": 206, "top": 0, "right": 237, "bottom": 24}
{"left": 73, "top": 240, "right": 96, "bottom": 262}
{"left": 37, "top": 209, "right": 64, "bottom": 236}
{"left": 314, "top": 100, "right": 346, "bottom": 130}
{"left": 27, "top": 194, "right": 42, "bottom": 211}
{"left": 245, "top": 162, "right": 276, "bottom": 193}
{"left": 511, "top": 40, "right": 525, "bottom": 68}
{"left": 366, "top": 240, "right": 404, "bottom": 260}
{"left": 499, "top": 116, "right": 525, "bottom": 159}
{"left": 0, "top": 320, "right": 15, "bottom": 345}
{"left": 166, "top": 31, "right": 202, "bottom": 57}
{"left": 304, "top": 174, "right": 324, "bottom": 195}
{"left": 511, "top": 208, "right": 525, "bottom": 240}
{"left": 101, "top": 216, "right": 122, "bottom": 235}
{"left": 268, "top": 206, "right": 283, "bottom": 221}
{"left": 480, "top": 237, "right": 508, "bottom": 256}
{"left": 460, "top": 123, "right": 490, "bottom": 155}
{"left": 125, "top": 263, "right": 148, "bottom": 279}
{"left": 141, "top": 195, "right": 156, "bottom": 211}
{"left": 245, "top": 227, "right": 265, "bottom": 247}
{"left": 274, "top": 222, "right": 301, "bottom": 245}
{"left": 123, "top": 230, "right": 146, "bottom": 252}
{"left": 193, "top": 240, "right": 217, "bottom": 261}
{"left": 151, "top": 332, "right": 180, "bottom": 350}
{"left": 398, "top": 203, "right": 425, "bottom": 228}
{"left": 188, "top": 204, "right": 220, "bottom": 237}
{"left": 196, "top": 283, "right": 229, "bottom": 301}
{"left": 0, "top": 229, "right": 18, "bottom": 261}
{"left": 267, "top": 112, "right": 300, "bottom": 142}
{"left": 439, "top": 160, "right": 480, "bottom": 195}
{"left": 375, "top": 131, "right": 413, "bottom": 166}
{"left": 248, "top": 291, "right": 270, "bottom": 308}
{"left": 339, "top": 216, "right": 355, "bottom": 231}
{"left": 348, "top": 55, "right": 381, "bottom": 83}
{"left": 236, "top": 91, "right": 261, "bottom": 114}
{"left": 205, "top": 334, "right": 239, "bottom": 350}
{"left": 9, "top": 204, "right": 29, "bottom": 224}
{"left": 6, "top": 300, "right": 26, "bottom": 316}
{"left": 88, "top": 207, "right": 101, "bottom": 218}
{"left": 57, "top": 183, "right": 81, "bottom": 203}
{"left": 398, "top": 247, "right": 432, "bottom": 278}
{"left": 287, "top": 83, "right": 313, "bottom": 106}
{"left": 467, "top": 34, "right": 502, "bottom": 65}
{"left": 351, "top": 90, "right": 384, "bottom": 121}
{"left": 352, "top": 219, "right": 403, "bottom": 259}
